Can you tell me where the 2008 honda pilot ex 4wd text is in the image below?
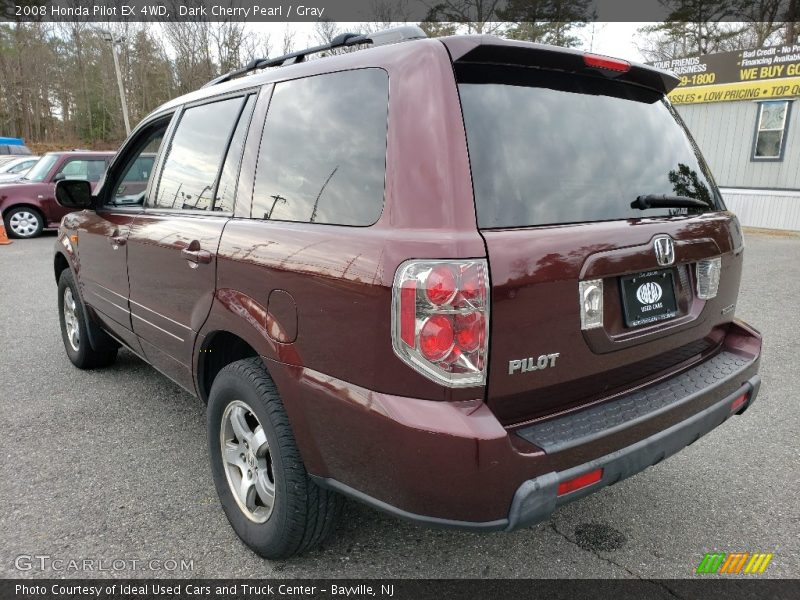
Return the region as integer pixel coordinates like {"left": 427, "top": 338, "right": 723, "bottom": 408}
{"left": 53, "top": 28, "right": 762, "bottom": 559}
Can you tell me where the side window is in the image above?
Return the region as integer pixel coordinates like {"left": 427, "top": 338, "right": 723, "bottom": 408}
{"left": 154, "top": 97, "right": 244, "bottom": 211}
{"left": 10, "top": 160, "right": 35, "bottom": 173}
{"left": 110, "top": 122, "right": 169, "bottom": 206}
{"left": 57, "top": 159, "right": 107, "bottom": 182}
{"left": 252, "top": 69, "right": 389, "bottom": 225}
{"left": 753, "top": 100, "right": 791, "bottom": 160}
{"left": 215, "top": 94, "right": 256, "bottom": 213}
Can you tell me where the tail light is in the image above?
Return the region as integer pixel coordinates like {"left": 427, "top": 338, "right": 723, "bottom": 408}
{"left": 583, "top": 53, "right": 630, "bottom": 73}
{"left": 696, "top": 257, "right": 721, "bottom": 300}
{"left": 392, "top": 259, "right": 489, "bottom": 387}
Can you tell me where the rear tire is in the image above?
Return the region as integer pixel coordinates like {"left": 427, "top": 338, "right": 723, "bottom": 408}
{"left": 58, "top": 270, "right": 118, "bottom": 369}
{"left": 208, "top": 357, "right": 342, "bottom": 559}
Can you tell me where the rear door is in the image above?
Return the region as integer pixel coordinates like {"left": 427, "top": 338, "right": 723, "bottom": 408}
{"left": 126, "top": 93, "right": 256, "bottom": 390}
{"left": 457, "top": 62, "right": 743, "bottom": 425}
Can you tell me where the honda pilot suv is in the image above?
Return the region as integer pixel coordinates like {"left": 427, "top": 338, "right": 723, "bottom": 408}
{"left": 53, "top": 29, "right": 762, "bottom": 559}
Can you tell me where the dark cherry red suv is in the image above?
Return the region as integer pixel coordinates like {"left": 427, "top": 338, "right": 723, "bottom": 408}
{"left": 53, "top": 28, "right": 762, "bottom": 559}
{"left": 1, "top": 151, "right": 117, "bottom": 238}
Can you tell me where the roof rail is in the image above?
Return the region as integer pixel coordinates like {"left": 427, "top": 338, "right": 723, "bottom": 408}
{"left": 202, "top": 25, "right": 427, "bottom": 88}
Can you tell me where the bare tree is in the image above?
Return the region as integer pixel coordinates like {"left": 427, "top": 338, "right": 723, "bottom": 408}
{"left": 423, "top": 0, "right": 506, "bottom": 34}
{"left": 163, "top": 21, "right": 215, "bottom": 92}
{"left": 281, "top": 24, "right": 296, "bottom": 54}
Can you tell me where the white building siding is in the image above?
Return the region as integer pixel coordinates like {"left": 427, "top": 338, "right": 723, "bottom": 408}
{"left": 678, "top": 100, "right": 799, "bottom": 190}
{"left": 721, "top": 188, "right": 800, "bottom": 231}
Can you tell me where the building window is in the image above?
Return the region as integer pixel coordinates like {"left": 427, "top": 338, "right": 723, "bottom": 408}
{"left": 752, "top": 100, "right": 791, "bottom": 161}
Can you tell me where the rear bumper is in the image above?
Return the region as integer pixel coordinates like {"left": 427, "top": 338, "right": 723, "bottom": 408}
{"left": 506, "top": 373, "right": 760, "bottom": 531}
{"left": 282, "top": 320, "right": 761, "bottom": 530}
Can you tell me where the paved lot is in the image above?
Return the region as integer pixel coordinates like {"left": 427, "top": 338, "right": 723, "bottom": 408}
{"left": 0, "top": 231, "right": 798, "bottom": 580}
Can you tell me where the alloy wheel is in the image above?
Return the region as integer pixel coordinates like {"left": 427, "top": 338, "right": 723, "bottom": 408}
{"left": 62, "top": 288, "right": 80, "bottom": 352}
{"left": 219, "top": 400, "right": 276, "bottom": 523}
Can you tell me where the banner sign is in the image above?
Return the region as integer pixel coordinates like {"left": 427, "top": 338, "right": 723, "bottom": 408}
{"left": 651, "top": 43, "right": 800, "bottom": 105}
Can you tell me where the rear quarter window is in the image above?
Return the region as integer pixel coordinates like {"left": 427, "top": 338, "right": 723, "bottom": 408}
{"left": 251, "top": 68, "right": 389, "bottom": 226}
{"left": 458, "top": 66, "right": 723, "bottom": 228}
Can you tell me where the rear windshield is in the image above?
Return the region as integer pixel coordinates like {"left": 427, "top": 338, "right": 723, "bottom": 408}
{"left": 458, "top": 66, "right": 723, "bottom": 229}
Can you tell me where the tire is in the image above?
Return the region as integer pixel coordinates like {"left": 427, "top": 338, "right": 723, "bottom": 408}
{"left": 57, "top": 269, "right": 118, "bottom": 369}
{"left": 5, "top": 206, "right": 44, "bottom": 238}
{"left": 208, "top": 357, "right": 343, "bottom": 559}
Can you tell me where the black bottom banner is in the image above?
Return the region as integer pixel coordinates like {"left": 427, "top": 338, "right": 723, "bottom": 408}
{"left": 2, "top": 579, "right": 798, "bottom": 600}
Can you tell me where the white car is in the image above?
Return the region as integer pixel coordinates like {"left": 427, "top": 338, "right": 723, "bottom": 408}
{"left": 0, "top": 156, "right": 40, "bottom": 182}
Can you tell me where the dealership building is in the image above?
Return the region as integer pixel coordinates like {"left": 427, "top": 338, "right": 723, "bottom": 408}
{"left": 654, "top": 43, "right": 800, "bottom": 231}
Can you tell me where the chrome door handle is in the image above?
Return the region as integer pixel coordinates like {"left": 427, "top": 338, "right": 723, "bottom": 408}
{"left": 181, "top": 248, "right": 213, "bottom": 264}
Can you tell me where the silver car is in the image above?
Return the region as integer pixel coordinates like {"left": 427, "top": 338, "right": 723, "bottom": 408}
{"left": 0, "top": 156, "right": 40, "bottom": 183}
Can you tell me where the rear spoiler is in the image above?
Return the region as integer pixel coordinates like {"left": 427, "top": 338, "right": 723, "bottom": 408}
{"left": 441, "top": 36, "right": 679, "bottom": 95}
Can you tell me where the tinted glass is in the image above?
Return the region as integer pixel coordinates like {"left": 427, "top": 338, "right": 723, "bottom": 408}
{"left": 458, "top": 67, "right": 722, "bottom": 228}
{"left": 215, "top": 95, "right": 255, "bottom": 213}
{"left": 111, "top": 125, "right": 167, "bottom": 206}
{"left": 155, "top": 97, "right": 243, "bottom": 211}
{"left": 57, "top": 158, "right": 107, "bottom": 181}
{"left": 252, "top": 69, "right": 389, "bottom": 225}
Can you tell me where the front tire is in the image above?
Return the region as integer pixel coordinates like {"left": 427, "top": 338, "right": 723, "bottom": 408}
{"left": 208, "top": 357, "right": 342, "bottom": 559}
{"left": 5, "top": 206, "right": 44, "bottom": 238}
{"left": 58, "top": 270, "right": 118, "bottom": 369}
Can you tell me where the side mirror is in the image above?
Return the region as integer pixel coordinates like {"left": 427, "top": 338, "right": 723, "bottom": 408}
{"left": 53, "top": 173, "right": 65, "bottom": 182}
{"left": 55, "top": 179, "right": 93, "bottom": 209}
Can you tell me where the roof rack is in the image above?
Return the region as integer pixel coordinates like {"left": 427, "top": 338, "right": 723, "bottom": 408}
{"left": 202, "top": 25, "right": 427, "bottom": 88}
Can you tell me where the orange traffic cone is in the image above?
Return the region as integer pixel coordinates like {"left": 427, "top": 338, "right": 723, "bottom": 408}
{"left": 0, "top": 222, "right": 12, "bottom": 245}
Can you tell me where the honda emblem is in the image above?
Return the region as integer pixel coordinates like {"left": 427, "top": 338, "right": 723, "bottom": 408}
{"left": 653, "top": 236, "right": 675, "bottom": 266}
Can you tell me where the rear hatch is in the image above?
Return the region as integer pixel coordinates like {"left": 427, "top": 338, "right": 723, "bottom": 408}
{"left": 448, "top": 38, "right": 745, "bottom": 426}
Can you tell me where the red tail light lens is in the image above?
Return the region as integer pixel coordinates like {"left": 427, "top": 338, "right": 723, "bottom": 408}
{"left": 583, "top": 53, "right": 630, "bottom": 73}
{"left": 557, "top": 468, "right": 603, "bottom": 496}
{"left": 455, "top": 312, "right": 485, "bottom": 353}
{"left": 730, "top": 392, "right": 748, "bottom": 413}
{"left": 399, "top": 280, "right": 417, "bottom": 347}
{"left": 425, "top": 265, "right": 458, "bottom": 305}
{"left": 419, "top": 315, "right": 454, "bottom": 361}
{"left": 392, "top": 259, "right": 489, "bottom": 387}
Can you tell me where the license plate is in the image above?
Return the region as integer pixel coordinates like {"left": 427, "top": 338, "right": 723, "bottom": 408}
{"left": 620, "top": 269, "right": 678, "bottom": 327}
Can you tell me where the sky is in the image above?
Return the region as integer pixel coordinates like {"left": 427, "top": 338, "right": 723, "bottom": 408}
{"left": 245, "top": 22, "right": 648, "bottom": 62}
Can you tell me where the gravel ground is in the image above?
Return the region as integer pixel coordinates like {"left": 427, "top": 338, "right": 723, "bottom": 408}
{"left": 0, "top": 231, "right": 797, "bottom": 580}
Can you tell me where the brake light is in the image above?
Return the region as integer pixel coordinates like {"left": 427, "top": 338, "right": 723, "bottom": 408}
{"left": 392, "top": 259, "right": 489, "bottom": 387}
{"left": 583, "top": 53, "right": 631, "bottom": 73}
{"left": 557, "top": 468, "right": 603, "bottom": 496}
{"left": 425, "top": 265, "right": 458, "bottom": 305}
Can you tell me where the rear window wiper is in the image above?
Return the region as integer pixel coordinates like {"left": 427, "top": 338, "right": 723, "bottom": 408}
{"left": 631, "top": 195, "right": 709, "bottom": 210}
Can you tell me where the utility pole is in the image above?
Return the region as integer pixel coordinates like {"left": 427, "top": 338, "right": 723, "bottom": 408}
{"left": 99, "top": 30, "right": 131, "bottom": 136}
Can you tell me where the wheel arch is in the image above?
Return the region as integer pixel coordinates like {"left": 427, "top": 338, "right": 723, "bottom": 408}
{"left": 197, "top": 330, "right": 261, "bottom": 404}
{"left": 54, "top": 250, "right": 70, "bottom": 283}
